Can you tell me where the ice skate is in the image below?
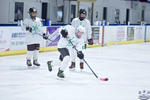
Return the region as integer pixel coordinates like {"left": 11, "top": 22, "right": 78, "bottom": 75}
{"left": 33, "top": 59, "right": 40, "bottom": 66}
{"left": 26, "top": 59, "right": 32, "bottom": 67}
{"left": 57, "top": 69, "right": 65, "bottom": 79}
{"left": 69, "top": 62, "right": 75, "bottom": 71}
{"left": 80, "top": 62, "right": 84, "bottom": 70}
{"left": 47, "top": 61, "right": 52, "bottom": 72}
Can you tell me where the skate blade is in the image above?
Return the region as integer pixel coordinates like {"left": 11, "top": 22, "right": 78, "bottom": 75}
{"left": 56, "top": 76, "right": 65, "bottom": 80}
{"left": 27, "top": 66, "right": 40, "bottom": 70}
{"left": 80, "top": 69, "right": 84, "bottom": 72}
{"left": 33, "top": 64, "right": 40, "bottom": 67}
{"left": 48, "top": 68, "right": 52, "bottom": 72}
{"left": 69, "top": 68, "right": 75, "bottom": 71}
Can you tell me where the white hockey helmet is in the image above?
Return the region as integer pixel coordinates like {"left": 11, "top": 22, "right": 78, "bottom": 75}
{"left": 76, "top": 26, "right": 85, "bottom": 34}
{"left": 76, "top": 26, "right": 85, "bottom": 38}
{"left": 59, "top": 25, "right": 75, "bottom": 35}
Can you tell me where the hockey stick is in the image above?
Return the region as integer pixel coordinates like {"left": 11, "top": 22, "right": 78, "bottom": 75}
{"left": 39, "top": 29, "right": 60, "bottom": 44}
{"left": 38, "top": 34, "right": 53, "bottom": 41}
{"left": 68, "top": 39, "right": 108, "bottom": 81}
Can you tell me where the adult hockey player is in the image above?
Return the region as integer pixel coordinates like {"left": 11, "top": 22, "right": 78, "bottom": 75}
{"left": 70, "top": 9, "right": 93, "bottom": 69}
{"left": 22, "top": 7, "right": 48, "bottom": 67}
{"left": 47, "top": 25, "right": 84, "bottom": 78}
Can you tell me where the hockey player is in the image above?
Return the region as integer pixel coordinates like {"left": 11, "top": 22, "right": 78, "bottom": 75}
{"left": 22, "top": 7, "right": 48, "bottom": 67}
{"left": 70, "top": 9, "right": 93, "bottom": 70}
{"left": 47, "top": 25, "right": 84, "bottom": 78}
{"left": 69, "top": 26, "right": 85, "bottom": 70}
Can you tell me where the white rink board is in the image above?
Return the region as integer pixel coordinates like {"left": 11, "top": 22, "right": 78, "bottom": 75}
{"left": 146, "top": 26, "right": 150, "bottom": 40}
{"left": 0, "top": 27, "right": 46, "bottom": 52}
{"left": 0, "top": 27, "right": 11, "bottom": 52}
{"left": 92, "top": 25, "right": 150, "bottom": 45}
{"left": 103, "top": 26, "right": 127, "bottom": 42}
{"left": 134, "top": 26, "right": 145, "bottom": 40}
{"left": 0, "top": 25, "right": 150, "bottom": 53}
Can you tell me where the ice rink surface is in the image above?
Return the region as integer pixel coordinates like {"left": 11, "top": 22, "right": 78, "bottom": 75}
{"left": 0, "top": 43, "right": 150, "bottom": 100}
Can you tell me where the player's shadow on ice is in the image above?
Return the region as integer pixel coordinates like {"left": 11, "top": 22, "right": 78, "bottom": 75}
{"left": 10, "top": 66, "right": 40, "bottom": 71}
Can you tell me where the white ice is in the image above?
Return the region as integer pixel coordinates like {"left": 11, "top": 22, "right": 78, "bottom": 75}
{"left": 0, "top": 43, "right": 150, "bottom": 100}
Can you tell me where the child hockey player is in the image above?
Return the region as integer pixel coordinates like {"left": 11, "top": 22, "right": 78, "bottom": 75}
{"left": 47, "top": 25, "right": 85, "bottom": 78}
{"left": 22, "top": 7, "right": 48, "bottom": 68}
{"left": 69, "top": 26, "right": 85, "bottom": 70}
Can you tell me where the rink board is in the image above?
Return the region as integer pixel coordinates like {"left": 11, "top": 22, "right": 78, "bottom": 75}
{"left": 0, "top": 44, "right": 100, "bottom": 56}
{"left": 0, "top": 25, "right": 150, "bottom": 56}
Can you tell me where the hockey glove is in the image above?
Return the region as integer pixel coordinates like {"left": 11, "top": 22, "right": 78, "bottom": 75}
{"left": 43, "top": 33, "right": 48, "bottom": 40}
{"left": 26, "top": 27, "right": 32, "bottom": 33}
{"left": 88, "top": 39, "right": 93, "bottom": 45}
{"left": 61, "top": 29, "right": 68, "bottom": 38}
{"left": 77, "top": 51, "right": 84, "bottom": 59}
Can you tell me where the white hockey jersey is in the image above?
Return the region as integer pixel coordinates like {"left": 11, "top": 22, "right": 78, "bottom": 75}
{"left": 57, "top": 25, "right": 84, "bottom": 51}
{"left": 71, "top": 18, "right": 92, "bottom": 43}
{"left": 22, "top": 17, "right": 43, "bottom": 45}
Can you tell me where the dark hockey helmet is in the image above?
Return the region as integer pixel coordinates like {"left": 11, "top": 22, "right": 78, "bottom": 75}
{"left": 79, "top": 9, "right": 86, "bottom": 21}
{"left": 29, "top": 7, "right": 37, "bottom": 13}
{"left": 79, "top": 9, "right": 87, "bottom": 15}
{"left": 29, "top": 7, "right": 37, "bottom": 20}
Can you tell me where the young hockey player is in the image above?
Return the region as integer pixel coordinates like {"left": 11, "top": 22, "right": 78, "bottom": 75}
{"left": 22, "top": 7, "right": 48, "bottom": 68}
{"left": 69, "top": 26, "right": 85, "bottom": 70}
{"left": 47, "top": 25, "right": 84, "bottom": 78}
{"left": 71, "top": 9, "right": 93, "bottom": 69}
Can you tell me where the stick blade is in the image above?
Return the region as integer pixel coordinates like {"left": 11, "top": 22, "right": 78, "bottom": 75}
{"left": 100, "top": 78, "right": 109, "bottom": 81}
